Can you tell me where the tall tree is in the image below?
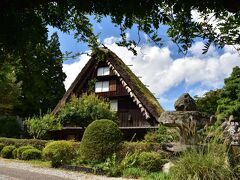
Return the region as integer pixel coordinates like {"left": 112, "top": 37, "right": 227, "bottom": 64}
{"left": 0, "top": 52, "right": 21, "bottom": 115}
{"left": 16, "top": 33, "right": 66, "bottom": 117}
{"left": 195, "top": 89, "right": 222, "bottom": 116}
{"left": 217, "top": 66, "right": 240, "bottom": 122}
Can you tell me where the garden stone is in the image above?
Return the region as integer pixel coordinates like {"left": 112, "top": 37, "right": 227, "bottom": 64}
{"left": 159, "top": 93, "right": 215, "bottom": 147}
{"left": 162, "top": 162, "right": 174, "bottom": 173}
{"left": 174, "top": 93, "right": 196, "bottom": 111}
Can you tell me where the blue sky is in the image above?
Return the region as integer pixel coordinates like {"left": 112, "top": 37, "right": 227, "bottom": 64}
{"left": 48, "top": 16, "right": 240, "bottom": 110}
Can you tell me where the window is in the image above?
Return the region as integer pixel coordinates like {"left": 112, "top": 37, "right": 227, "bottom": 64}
{"left": 95, "top": 81, "right": 109, "bottom": 92}
{"left": 97, "top": 67, "right": 109, "bottom": 76}
{"left": 110, "top": 100, "right": 118, "bottom": 111}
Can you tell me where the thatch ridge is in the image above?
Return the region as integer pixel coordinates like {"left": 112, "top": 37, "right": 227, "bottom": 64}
{"left": 101, "top": 47, "right": 164, "bottom": 119}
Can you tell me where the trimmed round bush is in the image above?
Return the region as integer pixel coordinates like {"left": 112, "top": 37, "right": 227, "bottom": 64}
{"left": 137, "top": 152, "right": 167, "bottom": 172}
{"left": 42, "top": 140, "right": 76, "bottom": 167}
{"left": 17, "top": 146, "right": 35, "bottom": 159}
{"left": 0, "top": 143, "right": 4, "bottom": 152}
{"left": 80, "top": 119, "right": 123, "bottom": 162}
{"left": 22, "top": 149, "right": 42, "bottom": 160}
{"left": 12, "top": 148, "right": 18, "bottom": 159}
{"left": 1, "top": 145, "right": 16, "bottom": 159}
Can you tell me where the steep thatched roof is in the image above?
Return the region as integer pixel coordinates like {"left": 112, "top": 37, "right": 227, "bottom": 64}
{"left": 52, "top": 47, "right": 164, "bottom": 120}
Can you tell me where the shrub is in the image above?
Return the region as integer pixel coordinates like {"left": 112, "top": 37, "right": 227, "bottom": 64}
{"left": 1, "top": 145, "right": 16, "bottom": 158}
{"left": 122, "top": 167, "right": 147, "bottom": 178}
{"left": 17, "top": 146, "right": 35, "bottom": 159}
{"left": 22, "top": 149, "right": 42, "bottom": 160}
{"left": 120, "top": 152, "right": 139, "bottom": 170}
{"left": 0, "top": 143, "right": 4, "bottom": 152}
{"left": 100, "top": 153, "right": 121, "bottom": 177}
{"left": 0, "top": 117, "right": 21, "bottom": 138}
{"left": 144, "top": 125, "right": 179, "bottom": 144}
{"left": 58, "top": 94, "right": 117, "bottom": 127}
{"left": 0, "top": 137, "right": 48, "bottom": 150}
{"left": 170, "top": 148, "right": 233, "bottom": 180}
{"left": 80, "top": 119, "right": 123, "bottom": 162}
{"left": 117, "top": 142, "right": 170, "bottom": 160}
{"left": 24, "top": 113, "right": 61, "bottom": 139}
{"left": 43, "top": 140, "right": 76, "bottom": 167}
{"left": 12, "top": 148, "right": 18, "bottom": 159}
{"left": 138, "top": 152, "right": 167, "bottom": 172}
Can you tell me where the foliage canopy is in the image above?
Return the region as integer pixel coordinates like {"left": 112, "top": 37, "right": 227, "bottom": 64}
{"left": 217, "top": 66, "right": 240, "bottom": 121}
{"left": 24, "top": 114, "right": 62, "bottom": 139}
{"left": 195, "top": 89, "right": 222, "bottom": 115}
{"left": 0, "top": 0, "right": 240, "bottom": 58}
{"left": 58, "top": 93, "right": 116, "bottom": 127}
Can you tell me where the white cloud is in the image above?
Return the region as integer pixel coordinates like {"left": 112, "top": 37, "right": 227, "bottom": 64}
{"left": 62, "top": 54, "right": 90, "bottom": 89}
{"left": 103, "top": 42, "right": 240, "bottom": 96}
{"left": 62, "top": 37, "right": 240, "bottom": 110}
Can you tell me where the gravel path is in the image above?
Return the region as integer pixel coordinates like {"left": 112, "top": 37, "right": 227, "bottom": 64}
{"left": 0, "top": 159, "right": 130, "bottom": 180}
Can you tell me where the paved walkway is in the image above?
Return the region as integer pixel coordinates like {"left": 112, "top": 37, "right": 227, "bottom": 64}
{"left": 0, "top": 159, "right": 128, "bottom": 180}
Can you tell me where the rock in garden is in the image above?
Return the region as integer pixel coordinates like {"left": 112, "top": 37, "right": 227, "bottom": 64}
{"left": 174, "top": 93, "right": 196, "bottom": 111}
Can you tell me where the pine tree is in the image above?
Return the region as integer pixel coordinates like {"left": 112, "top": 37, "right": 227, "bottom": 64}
{"left": 16, "top": 33, "right": 66, "bottom": 116}
{"left": 217, "top": 66, "right": 240, "bottom": 122}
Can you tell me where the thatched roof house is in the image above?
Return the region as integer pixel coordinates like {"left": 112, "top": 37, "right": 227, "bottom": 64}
{"left": 52, "top": 47, "right": 164, "bottom": 140}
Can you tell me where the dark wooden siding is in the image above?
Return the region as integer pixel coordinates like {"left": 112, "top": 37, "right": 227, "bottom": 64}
{"left": 117, "top": 97, "right": 152, "bottom": 127}
{"left": 75, "top": 61, "right": 152, "bottom": 128}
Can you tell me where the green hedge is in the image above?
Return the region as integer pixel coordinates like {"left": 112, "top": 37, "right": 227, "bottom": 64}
{"left": 80, "top": 119, "right": 123, "bottom": 162}
{"left": 17, "top": 146, "right": 35, "bottom": 159}
{"left": 0, "top": 143, "right": 4, "bottom": 152}
{"left": 0, "top": 137, "right": 48, "bottom": 150}
{"left": 22, "top": 149, "right": 42, "bottom": 160}
{"left": 137, "top": 152, "right": 167, "bottom": 172}
{"left": 12, "top": 148, "right": 18, "bottom": 159}
{"left": 117, "top": 142, "right": 170, "bottom": 159}
{"left": 43, "top": 140, "right": 76, "bottom": 167}
{"left": 1, "top": 145, "right": 16, "bottom": 159}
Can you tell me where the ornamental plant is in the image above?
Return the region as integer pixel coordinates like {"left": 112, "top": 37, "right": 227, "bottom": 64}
{"left": 57, "top": 93, "right": 116, "bottom": 127}
{"left": 80, "top": 119, "right": 122, "bottom": 162}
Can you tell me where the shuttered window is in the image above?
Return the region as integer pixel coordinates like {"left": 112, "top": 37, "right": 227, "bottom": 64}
{"left": 109, "top": 80, "right": 117, "bottom": 91}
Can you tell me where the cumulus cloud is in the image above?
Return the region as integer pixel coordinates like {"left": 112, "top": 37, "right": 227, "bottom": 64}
{"left": 63, "top": 36, "right": 240, "bottom": 109}
{"left": 103, "top": 42, "right": 240, "bottom": 96}
{"left": 63, "top": 54, "right": 90, "bottom": 89}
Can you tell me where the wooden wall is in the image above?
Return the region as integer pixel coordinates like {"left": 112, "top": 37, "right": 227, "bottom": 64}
{"left": 74, "top": 61, "right": 155, "bottom": 128}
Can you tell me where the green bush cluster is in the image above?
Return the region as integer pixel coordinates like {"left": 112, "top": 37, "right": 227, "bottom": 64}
{"left": 17, "top": 146, "right": 35, "bottom": 159}
{"left": 22, "top": 149, "right": 42, "bottom": 160}
{"left": 1, "top": 145, "right": 16, "bottom": 158}
{"left": 58, "top": 94, "right": 117, "bottom": 127}
{"left": 121, "top": 152, "right": 166, "bottom": 172}
{"left": 117, "top": 142, "right": 170, "bottom": 160}
{"left": 80, "top": 119, "right": 123, "bottom": 162}
{"left": 0, "top": 137, "right": 48, "bottom": 150}
{"left": 24, "top": 114, "right": 62, "bottom": 139}
{"left": 42, "top": 140, "right": 76, "bottom": 167}
{"left": 0, "top": 143, "right": 4, "bottom": 152}
{"left": 138, "top": 152, "right": 166, "bottom": 172}
{"left": 12, "top": 148, "right": 18, "bottom": 159}
{"left": 144, "top": 125, "right": 179, "bottom": 144}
